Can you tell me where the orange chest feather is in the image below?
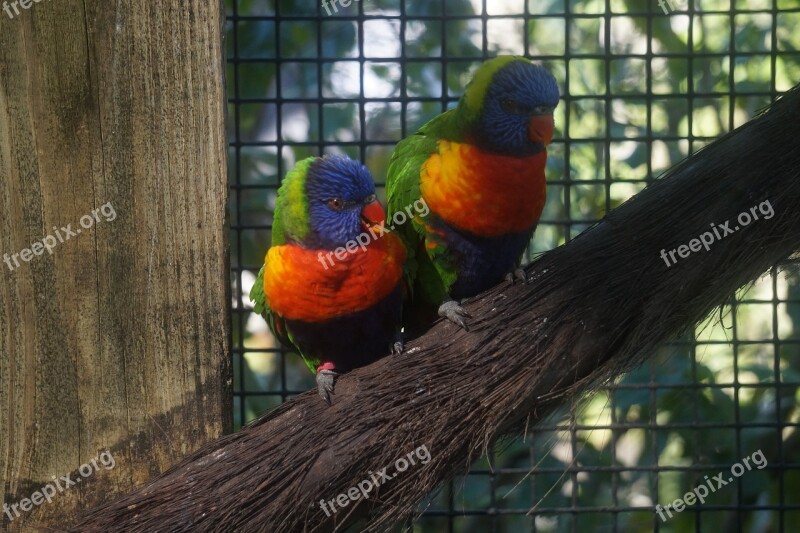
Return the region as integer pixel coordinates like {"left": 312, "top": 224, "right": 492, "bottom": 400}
{"left": 263, "top": 234, "right": 406, "bottom": 322}
{"left": 420, "top": 140, "right": 548, "bottom": 236}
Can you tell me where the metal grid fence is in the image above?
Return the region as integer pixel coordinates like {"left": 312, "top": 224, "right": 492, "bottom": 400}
{"left": 226, "top": 0, "right": 800, "bottom": 530}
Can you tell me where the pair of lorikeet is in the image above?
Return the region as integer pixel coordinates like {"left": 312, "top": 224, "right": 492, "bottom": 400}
{"left": 250, "top": 56, "right": 559, "bottom": 404}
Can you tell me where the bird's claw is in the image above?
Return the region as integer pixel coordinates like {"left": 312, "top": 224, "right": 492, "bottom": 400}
{"left": 391, "top": 330, "right": 404, "bottom": 355}
{"left": 505, "top": 268, "right": 528, "bottom": 285}
{"left": 316, "top": 369, "right": 339, "bottom": 405}
{"left": 438, "top": 299, "right": 471, "bottom": 331}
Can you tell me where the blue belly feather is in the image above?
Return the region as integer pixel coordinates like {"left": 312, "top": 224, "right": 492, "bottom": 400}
{"left": 434, "top": 216, "right": 534, "bottom": 299}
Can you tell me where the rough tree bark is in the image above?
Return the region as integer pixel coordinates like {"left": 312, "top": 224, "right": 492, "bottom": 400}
{"left": 0, "top": 2, "right": 229, "bottom": 530}
{"left": 70, "top": 85, "right": 800, "bottom": 532}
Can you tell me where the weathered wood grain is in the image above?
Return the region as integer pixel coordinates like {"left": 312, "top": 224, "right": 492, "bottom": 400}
{"left": 0, "top": 1, "right": 230, "bottom": 529}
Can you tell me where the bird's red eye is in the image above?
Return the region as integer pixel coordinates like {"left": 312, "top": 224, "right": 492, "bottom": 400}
{"left": 501, "top": 98, "right": 528, "bottom": 115}
{"left": 327, "top": 198, "right": 344, "bottom": 210}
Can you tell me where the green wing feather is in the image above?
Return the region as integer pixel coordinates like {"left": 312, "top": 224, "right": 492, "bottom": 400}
{"left": 386, "top": 110, "right": 462, "bottom": 306}
{"left": 249, "top": 264, "right": 269, "bottom": 318}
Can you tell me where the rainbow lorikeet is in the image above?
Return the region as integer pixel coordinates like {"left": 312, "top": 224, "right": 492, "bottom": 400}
{"left": 250, "top": 156, "right": 406, "bottom": 404}
{"left": 386, "top": 56, "right": 559, "bottom": 330}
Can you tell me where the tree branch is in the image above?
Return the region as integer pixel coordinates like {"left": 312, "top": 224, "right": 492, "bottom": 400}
{"left": 72, "top": 85, "right": 800, "bottom": 533}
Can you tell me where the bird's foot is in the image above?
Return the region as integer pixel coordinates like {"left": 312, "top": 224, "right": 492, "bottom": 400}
{"left": 438, "top": 299, "right": 471, "bottom": 331}
{"left": 392, "top": 338, "right": 404, "bottom": 356}
{"left": 316, "top": 363, "right": 339, "bottom": 405}
{"left": 391, "top": 329, "right": 404, "bottom": 355}
{"left": 505, "top": 268, "right": 528, "bottom": 285}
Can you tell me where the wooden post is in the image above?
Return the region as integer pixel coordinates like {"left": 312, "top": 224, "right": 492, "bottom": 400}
{"left": 0, "top": 1, "right": 230, "bottom": 528}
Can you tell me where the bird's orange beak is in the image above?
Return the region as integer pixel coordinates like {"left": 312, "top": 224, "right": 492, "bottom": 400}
{"left": 360, "top": 199, "right": 386, "bottom": 231}
{"left": 529, "top": 114, "right": 555, "bottom": 146}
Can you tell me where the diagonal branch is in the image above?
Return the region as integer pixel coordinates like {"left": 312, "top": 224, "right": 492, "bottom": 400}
{"left": 72, "top": 85, "right": 800, "bottom": 533}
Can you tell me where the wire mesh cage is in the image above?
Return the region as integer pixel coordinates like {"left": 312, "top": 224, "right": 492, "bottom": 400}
{"left": 227, "top": 0, "right": 800, "bottom": 530}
